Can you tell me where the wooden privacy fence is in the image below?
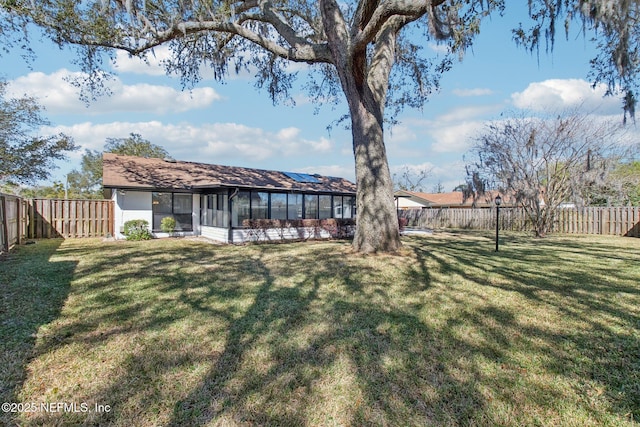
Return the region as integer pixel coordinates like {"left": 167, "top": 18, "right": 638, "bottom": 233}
{"left": 554, "top": 207, "right": 640, "bottom": 237}
{"left": 399, "top": 207, "right": 531, "bottom": 232}
{"left": 0, "top": 193, "right": 27, "bottom": 253}
{"left": 27, "top": 199, "right": 114, "bottom": 239}
{"left": 0, "top": 194, "right": 114, "bottom": 252}
{"left": 398, "top": 206, "right": 640, "bottom": 237}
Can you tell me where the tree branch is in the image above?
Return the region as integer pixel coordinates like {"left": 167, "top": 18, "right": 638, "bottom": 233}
{"left": 353, "top": 0, "right": 445, "bottom": 51}
{"left": 46, "top": 1, "right": 332, "bottom": 64}
{"left": 142, "top": 14, "right": 332, "bottom": 63}
{"left": 352, "top": 0, "right": 380, "bottom": 35}
{"left": 367, "top": 17, "right": 406, "bottom": 115}
{"left": 319, "top": 0, "right": 350, "bottom": 69}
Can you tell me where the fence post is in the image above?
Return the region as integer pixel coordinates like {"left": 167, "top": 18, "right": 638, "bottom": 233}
{"left": 27, "top": 199, "right": 33, "bottom": 239}
{"left": 16, "top": 197, "right": 21, "bottom": 244}
{"left": 1, "top": 195, "right": 7, "bottom": 253}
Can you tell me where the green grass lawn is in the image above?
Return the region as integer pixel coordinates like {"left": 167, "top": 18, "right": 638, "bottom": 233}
{"left": 1, "top": 232, "right": 639, "bottom": 426}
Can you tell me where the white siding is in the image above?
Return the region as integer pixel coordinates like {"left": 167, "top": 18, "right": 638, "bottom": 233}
{"left": 397, "top": 198, "right": 427, "bottom": 209}
{"left": 201, "top": 226, "right": 229, "bottom": 243}
{"left": 114, "top": 191, "right": 153, "bottom": 239}
{"left": 113, "top": 191, "right": 200, "bottom": 239}
{"left": 231, "top": 227, "right": 336, "bottom": 243}
{"left": 202, "top": 225, "right": 346, "bottom": 244}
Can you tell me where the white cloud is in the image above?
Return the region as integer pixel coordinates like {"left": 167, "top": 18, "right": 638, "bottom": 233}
{"left": 511, "top": 78, "right": 621, "bottom": 113}
{"left": 277, "top": 127, "right": 301, "bottom": 140}
{"left": 429, "top": 121, "right": 483, "bottom": 153}
{"left": 452, "top": 88, "right": 494, "bottom": 97}
{"left": 111, "top": 47, "right": 173, "bottom": 76}
{"left": 7, "top": 69, "right": 222, "bottom": 115}
{"left": 385, "top": 121, "right": 430, "bottom": 159}
{"left": 435, "top": 104, "right": 500, "bottom": 122}
{"left": 386, "top": 123, "right": 418, "bottom": 144}
{"left": 41, "top": 121, "right": 335, "bottom": 164}
{"left": 389, "top": 107, "right": 495, "bottom": 155}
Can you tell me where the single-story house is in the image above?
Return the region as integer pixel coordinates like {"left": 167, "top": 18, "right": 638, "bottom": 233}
{"left": 103, "top": 153, "right": 357, "bottom": 243}
{"left": 394, "top": 190, "right": 515, "bottom": 209}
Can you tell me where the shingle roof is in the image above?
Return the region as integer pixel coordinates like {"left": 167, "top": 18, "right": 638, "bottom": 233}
{"left": 411, "top": 191, "right": 470, "bottom": 206}
{"left": 103, "top": 153, "right": 356, "bottom": 194}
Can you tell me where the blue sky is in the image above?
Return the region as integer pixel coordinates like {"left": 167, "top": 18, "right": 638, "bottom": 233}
{"left": 2, "top": 4, "right": 630, "bottom": 191}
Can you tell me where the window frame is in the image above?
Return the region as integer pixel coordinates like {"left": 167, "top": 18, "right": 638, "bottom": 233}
{"left": 152, "top": 192, "right": 193, "bottom": 232}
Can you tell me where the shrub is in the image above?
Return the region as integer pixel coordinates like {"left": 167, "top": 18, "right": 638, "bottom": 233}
{"left": 123, "top": 219, "right": 153, "bottom": 241}
{"left": 160, "top": 216, "right": 177, "bottom": 235}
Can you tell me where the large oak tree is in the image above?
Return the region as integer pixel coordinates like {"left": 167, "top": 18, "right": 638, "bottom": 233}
{"left": 2, "top": 0, "right": 639, "bottom": 252}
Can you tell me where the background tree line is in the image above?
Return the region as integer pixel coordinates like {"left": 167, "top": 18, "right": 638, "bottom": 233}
{"left": 2, "top": 131, "right": 169, "bottom": 199}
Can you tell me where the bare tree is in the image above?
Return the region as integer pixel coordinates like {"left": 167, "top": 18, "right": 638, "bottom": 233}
{"left": 465, "top": 109, "right": 628, "bottom": 237}
{"left": 3, "top": 1, "right": 640, "bottom": 251}
{"left": 393, "top": 165, "right": 432, "bottom": 192}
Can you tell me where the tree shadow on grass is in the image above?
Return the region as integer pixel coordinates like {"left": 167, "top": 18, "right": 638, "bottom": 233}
{"left": 163, "top": 244, "right": 492, "bottom": 426}
{"left": 406, "top": 233, "right": 640, "bottom": 423}
{"left": 11, "top": 236, "right": 639, "bottom": 425}
{"left": 18, "top": 239, "right": 496, "bottom": 426}
{"left": 0, "top": 239, "right": 77, "bottom": 426}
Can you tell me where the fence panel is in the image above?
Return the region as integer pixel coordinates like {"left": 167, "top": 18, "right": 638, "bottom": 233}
{"left": 0, "top": 194, "right": 8, "bottom": 252}
{"left": 399, "top": 206, "right": 639, "bottom": 237}
{"left": 27, "top": 199, "right": 114, "bottom": 239}
{"left": 2, "top": 196, "right": 113, "bottom": 250}
{"left": 0, "top": 193, "right": 26, "bottom": 252}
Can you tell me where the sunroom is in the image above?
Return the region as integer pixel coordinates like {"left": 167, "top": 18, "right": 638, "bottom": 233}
{"left": 103, "top": 153, "right": 357, "bottom": 243}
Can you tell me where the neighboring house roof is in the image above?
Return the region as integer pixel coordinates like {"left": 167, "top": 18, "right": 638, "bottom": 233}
{"left": 102, "top": 153, "right": 356, "bottom": 194}
{"left": 395, "top": 190, "right": 515, "bottom": 208}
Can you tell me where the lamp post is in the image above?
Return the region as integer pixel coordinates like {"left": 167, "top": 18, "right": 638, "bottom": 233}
{"left": 495, "top": 195, "right": 502, "bottom": 252}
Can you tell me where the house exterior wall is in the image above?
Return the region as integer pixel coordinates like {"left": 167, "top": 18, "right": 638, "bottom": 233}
{"left": 113, "top": 190, "right": 152, "bottom": 239}
{"left": 233, "top": 226, "right": 336, "bottom": 244}
{"left": 396, "top": 198, "right": 427, "bottom": 209}
{"left": 201, "top": 225, "right": 347, "bottom": 243}
{"left": 201, "top": 226, "right": 229, "bottom": 242}
{"left": 111, "top": 188, "right": 352, "bottom": 243}
{"left": 112, "top": 190, "right": 199, "bottom": 239}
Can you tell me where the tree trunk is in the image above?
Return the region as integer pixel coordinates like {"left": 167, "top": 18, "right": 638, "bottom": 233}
{"left": 349, "top": 97, "right": 402, "bottom": 253}
{"left": 318, "top": 0, "right": 401, "bottom": 253}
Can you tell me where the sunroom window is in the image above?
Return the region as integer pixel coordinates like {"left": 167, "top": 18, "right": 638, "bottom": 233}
{"left": 152, "top": 192, "right": 193, "bottom": 231}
